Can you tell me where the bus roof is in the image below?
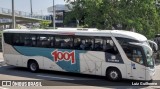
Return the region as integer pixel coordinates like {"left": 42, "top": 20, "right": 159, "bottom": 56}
{"left": 3, "top": 29, "right": 147, "bottom": 42}
{"left": 111, "top": 30, "right": 147, "bottom": 41}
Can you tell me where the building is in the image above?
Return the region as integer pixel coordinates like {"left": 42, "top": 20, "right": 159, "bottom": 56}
{"left": 47, "top": 4, "right": 76, "bottom": 27}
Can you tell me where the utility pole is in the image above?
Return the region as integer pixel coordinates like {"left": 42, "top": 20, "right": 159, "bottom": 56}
{"left": 30, "top": 0, "right": 33, "bottom": 28}
{"left": 30, "top": 0, "right": 33, "bottom": 16}
{"left": 12, "top": 0, "right": 15, "bottom": 29}
{"left": 53, "top": 0, "right": 55, "bottom": 29}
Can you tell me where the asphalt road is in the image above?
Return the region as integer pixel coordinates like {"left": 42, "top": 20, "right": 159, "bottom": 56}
{"left": 0, "top": 52, "right": 160, "bottom": 89}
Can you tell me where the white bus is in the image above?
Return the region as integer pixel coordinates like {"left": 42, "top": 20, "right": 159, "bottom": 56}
{"left": 2, "top": 28, "right": 156, "bottom": 81}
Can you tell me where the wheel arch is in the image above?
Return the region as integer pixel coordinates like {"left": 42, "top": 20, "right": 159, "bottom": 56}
{"left": 27, "top": 59, "right": 38, "bottom": 68}
{"left": 106, "top": 66, "right": 122, "bottom": 79}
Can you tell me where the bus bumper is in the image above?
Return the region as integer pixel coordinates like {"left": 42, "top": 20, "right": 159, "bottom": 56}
{"left": 145, "top": 68, "right": 156, "bottom": 81}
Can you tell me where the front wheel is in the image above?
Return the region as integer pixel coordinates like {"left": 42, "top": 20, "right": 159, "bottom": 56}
{"left": 106, "top": 68, "right": 122, "bottom": 81}
{"left": 28, "top": 61, "right": 39, "bottom": 72}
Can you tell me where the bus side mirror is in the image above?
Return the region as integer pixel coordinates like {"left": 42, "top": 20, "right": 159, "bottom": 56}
{"left": 148, "top": 40, "right": 158, "bottom": 52}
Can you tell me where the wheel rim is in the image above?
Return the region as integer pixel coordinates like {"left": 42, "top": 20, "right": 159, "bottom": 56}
{"left": 110, "top": 71, "right": 118, "bottom": 80}
{"left": 30, "top": 63, "right": 37, "bottom": 71}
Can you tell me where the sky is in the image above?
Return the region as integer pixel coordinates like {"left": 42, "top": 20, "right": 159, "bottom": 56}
{"left": 0, "top": 0, "right": 65, "bottom": 15}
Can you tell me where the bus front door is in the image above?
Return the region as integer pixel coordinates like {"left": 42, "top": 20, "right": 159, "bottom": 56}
{"left": 130, "top": 45, "right": 146, "bottom": 80}
{"left": 131, "top": 62, "right": 146, "bottom": 80}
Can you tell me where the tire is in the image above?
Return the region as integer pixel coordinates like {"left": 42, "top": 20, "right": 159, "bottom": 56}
{"left": 106, "top": 68, "right": 122, "bottom": 81}
{"left": 28, "top": 61, "right": 39, "bottom": 72}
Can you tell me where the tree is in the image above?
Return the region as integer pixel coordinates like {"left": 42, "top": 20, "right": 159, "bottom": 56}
{"left": 64, "top": 0, "right": 87, "bottom": 27}
{"left": 39, "top": 20, "right": 51, "bottom": 29}
{"left": 64, "top": 0, "right": 160, "bottom": 38}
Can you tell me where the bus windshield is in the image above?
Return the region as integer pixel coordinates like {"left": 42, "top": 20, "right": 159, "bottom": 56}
{"left": 143, "top": 45, "right": 155, "bottom": 68}
{"left": 116, "top": 37, "right": 155, "bottom": 68}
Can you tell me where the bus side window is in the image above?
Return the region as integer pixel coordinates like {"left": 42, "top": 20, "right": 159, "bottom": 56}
{"left": 55, "top": 37, "right": 61, "bottom": 48}
{"left": 31, "top": 35, "right": 36, "bottom": 47}
{"left": 18, "top": 34, "right": 25, "bottom": 46}
{"left": 13, "top": 34, "right": 20, "bottom": 46}
{"left": 132, "top": 48, "right": 144, "bottom": 65}
{"left": 12, "top": 34, "right": 25, "bottom": 46}
{"left": 74, "top": 37, "right": 81, "bottom": 49}
{"left": 50, "top": 36, "right": 55, "bottom": 47}
{"left": 80, "top": 38, "right": 94, "bottom": 50}
{"left": 55, "top": 36, "right": 73, "bottom": 49}
{"left": 103, "top": 38, "right": 118, "bottom": 54}
{"left": 24, "top": 34, "right": 36, "bottom": 47}
{"left": 94, "top": 38, "right": 103, "bottom": 51}
{"left": 122, "top": 45, "right": 144, "bottom": 65}
{"left": 74, "top": 37, "right": 94, "bottom": 50}
{"left": 24, "top": 35, "right": 32, "bottom": 46}
{"left": 116, "top": 37, "right": 144, "bottom": 65}
{"left": 80, "top": 39, "right": 86, "bottom": 50}
{"left": 37, "top": 35, "right": 52, "bottom": 48}
{"left": 63, "top": 37, "right": 73, "bottom": 49}
{"left": 4, "top": 33, "right": 13, "bottom": 45}
{"left": 122, "top": 45, "right": 133, "bottom": 59}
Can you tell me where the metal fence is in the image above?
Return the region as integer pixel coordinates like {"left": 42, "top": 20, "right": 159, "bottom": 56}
{"left": 0, "top": 7, "right": 50, "bottom": 20}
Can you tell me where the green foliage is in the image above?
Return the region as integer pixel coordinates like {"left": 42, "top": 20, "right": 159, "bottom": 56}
{"left": 64, "top": 0, "right": 160, "bottom": 38}
{"left": 40, "top": 20, "right": 51, "bottom": 29}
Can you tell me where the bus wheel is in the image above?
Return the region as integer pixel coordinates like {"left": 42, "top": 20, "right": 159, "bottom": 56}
{"left": 106, "top": 68, "right": 121, "bottom": 81}
{"left": 28, "top": 60, "right": 39, "bottom": 72}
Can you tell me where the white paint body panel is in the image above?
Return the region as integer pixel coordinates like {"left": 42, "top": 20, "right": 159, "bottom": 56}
{"left": 2, "top": 29, "right": 155, "bottom": 81}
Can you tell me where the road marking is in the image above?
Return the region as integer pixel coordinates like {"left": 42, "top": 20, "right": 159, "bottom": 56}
{"left": 0, "top": 87, "right": 9, "bottom": 89}
{"left": 37, "top": 75, "right": 75, "bottom": 80}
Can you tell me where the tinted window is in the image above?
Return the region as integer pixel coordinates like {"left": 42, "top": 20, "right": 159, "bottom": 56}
{"left": 4, "top": 33, "right": 12, "bottom": 44}
{"left": 116, "top": 37, "right": 144, "bottom": 65}
{"left": 24, "top": 34, "right": 36, "bottom": 47}
{"left": 123, "top": 45, "right": 144, "bottom": 65}
{"left": 74, "top": 37, "right": 94, "bottom": 50}
{"left": 73, "top": 36, "right": 119, "bottom": 54}
{"left": 103, "top": 38, "right": 119, "bottom": 54}
{"left": 12, "top": 34, "right": 25, "bottom": 46}
{"left": 37, "top": 35, "right": 54, "bottom": 48}
{"left": 4, "top": 33, "right": 118, "bottom": 54}
{"left": 93, "top": 38, "right": 103, "bottom": 51}
{"left": 132, "top": 47, "right": 144, "bottom": 65}
{"left": 74, "top": 37, "right": 81, "bottom": 49}
{"left": 55, "top": 36, "right": 73, "bottom": 49}
{"left": 13, "top": 34, "right": 20, "bottom": 45}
